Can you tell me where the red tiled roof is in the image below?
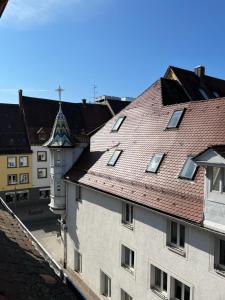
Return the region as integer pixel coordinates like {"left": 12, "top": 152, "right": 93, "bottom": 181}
{"left": 65, "top": 79, "right": 225, "bottom": 224}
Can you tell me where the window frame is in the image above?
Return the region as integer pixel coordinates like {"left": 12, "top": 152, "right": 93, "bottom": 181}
{"left": 121, "top": 289, "right": 133, "bottom": 300}
{"left": 74, "top": 249, "right": 82, "bottom": 273}
{"left": 171, "top": 277, "right": 191, "bottom": 300}
{"left": 146, "top": 153, "right": 165, "bottom": 174}
{"left": 122, "top": 202, "right": 134, "bottom": 228}
{"left": 19, "top": 156, "right": 29, "bottom": 167}
{"left": 37, "top": 168, "right": 47, "bottom": 179}
{"left": 214, "top": 237, "right": 225, "bottom": 274}
{"left": 100, "top": 270, "right": 111, "bottom": 298}
{"left": 19, "top": 173, "right": 29, "bottom": 184}
{"left": 166, "top": 109, "right": 185, "bottom": 129}
{"left": 179, "top": 156, "right": 198, "bottom": 181}
{"left": 37, "top": 151, "right": 47, "bottom": 162}
{"left": 150, "top": 265, "right": 168, "bottom": 298}
{"left": 39, "top": 189, "right": 50, "bottom": 200}
{"left": 107, "top": 150, "right": 123, "bottom": 166}
{"left": 167, "top": 221, "right": 186, "bottom": 256}
{"left": 76, "top": 185, "right": 82, "bottom": 202}
{"left": 207, "top": 166, "right": 225, "bottom": 203}
{"left": 111, "top": 116, "right": 126, "bottom": 132}
{"left": 121, "top": 244, "right": 135, "bottom": 273}
{"left": 7, "top": 174, "right": 17, "bottom": 185}
{"left": 7, "top": 156, "right": 17, "bottom": 168}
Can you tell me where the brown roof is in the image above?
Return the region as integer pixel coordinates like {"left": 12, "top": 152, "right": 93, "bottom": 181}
{"left": 0, "top": 104, "right": 31, "bottom": 155}
{"left": 21, "top": 96, "right": 113, "bottom": 145}
{"left": 0, "top": 0, "right": 8, "bottom": 17}
{"left": 0, "top": 202, "right": 79, "bottom": 300}
{"left": 106, "top": 99, "right": 130, "bottom": 115}
{"left": 65, "top": 78, "right": 225, "bottom": 224}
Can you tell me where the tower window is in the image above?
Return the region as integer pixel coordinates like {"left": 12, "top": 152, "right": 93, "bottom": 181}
{"left": 166, "top": 109, "right": 185, "bottom": 129}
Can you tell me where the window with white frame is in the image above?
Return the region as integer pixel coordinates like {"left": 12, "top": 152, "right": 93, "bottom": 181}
{"left": 171, "top": 277, "right": 190, "bottom": 300}
{"left": 150, "top": 265, "right": 168, "bottom": 298}
{"left": 121, "top": 245, "right": 135, "bottom": 272}
{"left": 179, "top": 156, "right": 197, "bottom": 180}
{"left": 74, "top": 249, "right": 82, "bottom": 273}
{"left": 19, "top": 156, "right": 28, "bottom": 167}
{"left": 214, "top": 238, "right": 225, "bottom": 272}
{"left": 111, "top": 116, "right": 126, "bottom": 132}
{"left": 107, "top": 150, "right": 122, "bottom": 166}
{"left": 168, "top": 221, "right": 185, "bottom": 251}
{"left": 100, "top": 271, "right": 111, "bottom": 298}
{"left": 37, "top": 151, "right": 47, "bottom": 162}
{"left": 7, "top": 157, "right": 17, "bottom": 168}
{"left": 20, "top": 173, "right": 29, "bottom": 184}
{"left": 122, "top": 203, "right": 133, "bottom": 226}
{"left": 37, "top": 168, "right": 47, "bottom": 178}
{"left": 121, "top": 289, "right": 132, "bottom": 300}
{"left": 166, "top": 109, "right": 185, "bottom": 129}
{"left": 8, "top": 174, "right": 17, "bottom": 185}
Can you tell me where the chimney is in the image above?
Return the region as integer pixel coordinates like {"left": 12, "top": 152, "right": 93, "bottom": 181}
{"left": 194, "top": 65, "right": 205, "bottom": 78}
{"left": 82, "top": 98, "right": 87, "bottom": 105}
{"left": 18, "top": 89, "right": 23, "bottom": 107}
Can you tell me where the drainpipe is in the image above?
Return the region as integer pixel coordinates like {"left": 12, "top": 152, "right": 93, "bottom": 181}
{"left": 63, "top": 182, "right": 68, "bottom": 268}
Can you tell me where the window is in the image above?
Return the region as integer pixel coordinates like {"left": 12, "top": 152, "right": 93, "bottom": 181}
{"left": 111, "top": 116, "right": 126, "bottom": 132}
{"left": 107, "top": 150, "right": 122, "bottom": 166}
{"left": 121, "top": 289, "right": 132, "bottom": 300}
{"left": 37, "top": 168, "right": 47, "bottom": 178}
{"left": 37, "top": 151, "right": 47, "bottom": 162}
{"left": 20, "top": 173, "right": 29, "bottom": 184}
{"left": 179, "top": 156, "right": 197, "bottom": 180}
{"left": 214, "top": 238, "right": 225, "bottom": 273}
{"left": 166, "top": 109, "right": 185, "bottom": 129}
{"left": 76, "top": 185, "right": 81, "bottom": 202}
{"left": 8, "top": 174, "right": 17, "bottom": 185}
{"left": 171, "top": 278, "right": 190, "bottom": 300}
{"left": 16, "top": 191, "right": 28, "bottom": 201}
{"left": 199, "top": 88, "right": 209, "bottom": 100}
{"left": 19, "top": 156, "right": 28, "bottom": 167}
{"left": 122, "top": 203, "right": 133, "bottom": 227}
{"left": 208, "top": 167, "right": 225, "bottom": 193}
{"left": 7, "top": 157, "right": 16, "bottom": 168}
{"left": 146, "top": 153, "right": 164, "bottom": 173}
{"left": 151, "top": 265, "right": 168, "bottom": 298}
{"left": 39, "top": 189, "right": 50, "bottom": 200}
{"left": 100, "top": 271, "right": 111, "bottom": 298}
{"left": 213, "top": 91, "right": 220, "bottom": 98}
{"left": 121, "top": 245, "right": 135, "bottom": 272}
{"left": 168, "top": 221, "right": 185, "bottom": 251}
{"left": 74, "top": 249, "right": 82, "bottom": 273}
{"left": 5, "top": 192, "right": 16, "bottom": 203}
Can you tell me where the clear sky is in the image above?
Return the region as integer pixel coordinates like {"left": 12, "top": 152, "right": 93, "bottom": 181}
{"left": 0, "top": 0, "right": 225, "bottom": 104}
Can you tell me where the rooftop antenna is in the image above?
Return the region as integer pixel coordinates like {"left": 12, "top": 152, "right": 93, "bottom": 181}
{"left": 93, "top": 81, "right": 97, "bottom": 102}
{"left": 55, "top": 85, "right": 64, "bottom": 107}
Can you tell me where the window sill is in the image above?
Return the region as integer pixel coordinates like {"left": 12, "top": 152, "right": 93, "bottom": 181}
{"left": 151, "top": 288, "right": 168, "bottom": 300}
{"left": 122, "top": 222, "right": 134, "bottom": 231}
{"left": 214, "top": 265, "right": 225, "bottom": 277}
{"left": 167, "top": 244, "right": 186, "bottom": 257}
{"left": 121, "top": 264, "right": 134, "bottom": 275}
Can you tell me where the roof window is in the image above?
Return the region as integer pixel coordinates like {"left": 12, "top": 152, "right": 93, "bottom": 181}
{"left": 111, "top": 116, "right": 126, "bottom": 132}
{"left": 213, "top": 91, "right": 220, "bottom": 98}
{"left": 166, "top": 109, "right": 185, "bottom": 129}
{"left": 179, "top": 156, "right": 197, "bottom": 180}
{"left": 199, "top": 88, "right": 209, "bottom": 100}
{"left": 107, "top": 150, "right": 122, "bottom": 166}
{"left": 146, "top": 153, "right": 164, "bottom": 173}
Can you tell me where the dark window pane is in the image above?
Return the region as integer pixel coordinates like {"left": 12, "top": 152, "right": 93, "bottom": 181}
{"left": 179, "top": 224, "right": 185, "bottom": 248}
{"left": 184, "top": 285, "right": 190, "bottom": 300}
{"left": 155, "top": 267, "right": 161, "bottom": 288}
{"left": 125, "top": 247, "right": 129, "bottom": 266}
{"left": 171, "top": 222, "right": 178, "bottom": 244}
{"left": 180, "top": 157, "right": 197, "bottom": 179}
{"left": 167, "top": 110, "right": 184, "bottom": 128}
{"left": 163, "top": 272, "right": 167, "bottom": 291}
{"left": 130, "top": 206, "right": 133, "bottom": 223}
{"left": 174, "top": 279, "right": 182, "bottom": 300}
{"left": 131, "top": 250, "right": 134, "bottom": 268}
{"left": 220, "top": 240, "right": 225, "bottom": 266}
{"left": 147, "top": 153, "right": 164, "bottom": 173}
{"left": 126, "top": 204, "right": 130, "bottom": 222}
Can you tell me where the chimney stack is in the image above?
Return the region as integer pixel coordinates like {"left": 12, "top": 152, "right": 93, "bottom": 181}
{"left": 194, "top": 65, "right": 205, "bottom": 78}
{"left": 82, "top": 98, "right": 87, "bottom": 105}
{"left": 18, "top": 89, "right": 23, "bottom": 107}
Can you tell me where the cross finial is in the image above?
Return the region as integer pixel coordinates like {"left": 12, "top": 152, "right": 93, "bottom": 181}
{"left": 55, "top": 85, "right": 64, "bottom": 102}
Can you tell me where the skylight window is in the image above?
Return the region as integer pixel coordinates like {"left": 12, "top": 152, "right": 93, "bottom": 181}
{"left": 199, "top": 88, "right": 209, "bottom": 100}
{"left": 166, "top": 109, "right": 185, "bottom": 129}
{"left": 111, "top": 116, "right": 126, "bottom": 132}
{"left": 107, "top": 150, "right": 122, "bottom": 166}
{"left": 179, "top": 156, "right": 198, "bottom": 180}
{"left": 146, "top": 153, "right": 164, "bottom": 173}
{"left": 213, "top": 91, "right": 220, "bottom": 98}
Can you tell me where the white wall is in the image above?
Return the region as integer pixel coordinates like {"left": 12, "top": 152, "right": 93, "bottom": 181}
{"left": 31, "top": 146, "right": 50, "bottom": 188}
{"left": 66, "top": 183, "right": 225, "bottom": 300}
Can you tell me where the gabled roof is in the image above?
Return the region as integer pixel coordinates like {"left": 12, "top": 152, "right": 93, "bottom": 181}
{"left": 0, "top": 104, "right": 31, "bottom": 154}
{"left": 193, "top": 145, "right": 225, "bottom": 166}
{"left": 65, "top": 77, "right": 225, "bottom": 224}
{"left": 44, "top": 103, "right": 74, "bottom": 148}
{"left": 0, "top": 0, "right": 8, "bottom": 18}
{"left": 0, "top": 201, "right": 77, "bottom": 299}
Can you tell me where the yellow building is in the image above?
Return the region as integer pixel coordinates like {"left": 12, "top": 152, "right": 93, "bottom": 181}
{"left": 0, "top": 103, "right": 33, "bottom": 204}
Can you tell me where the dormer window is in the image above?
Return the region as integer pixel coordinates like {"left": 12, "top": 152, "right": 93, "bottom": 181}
{"left": 179, "top": 156, "right": 198, "bottom": 180}
{"left": 146, "top": 153, "right": 164, "bottom": 173}
{"left": 199, "top": 88, "right": 209, "bottom": 100}
{"left": 107, "top": 150, "right": 122, "bottom": 166}
{"left": 166, "top": 109, "right": 185, "bottom": 129}
{"left": 111, "top": 116, "right": 126, "bottom": 132}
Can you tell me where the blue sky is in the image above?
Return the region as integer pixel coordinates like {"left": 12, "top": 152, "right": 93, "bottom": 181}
{"left": 0, "top": 0, "right": 225, "bottom": 104}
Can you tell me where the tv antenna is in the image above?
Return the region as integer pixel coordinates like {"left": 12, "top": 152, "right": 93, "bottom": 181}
{"left": 93, "top": 81, "right": 97, "bottom": 101}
